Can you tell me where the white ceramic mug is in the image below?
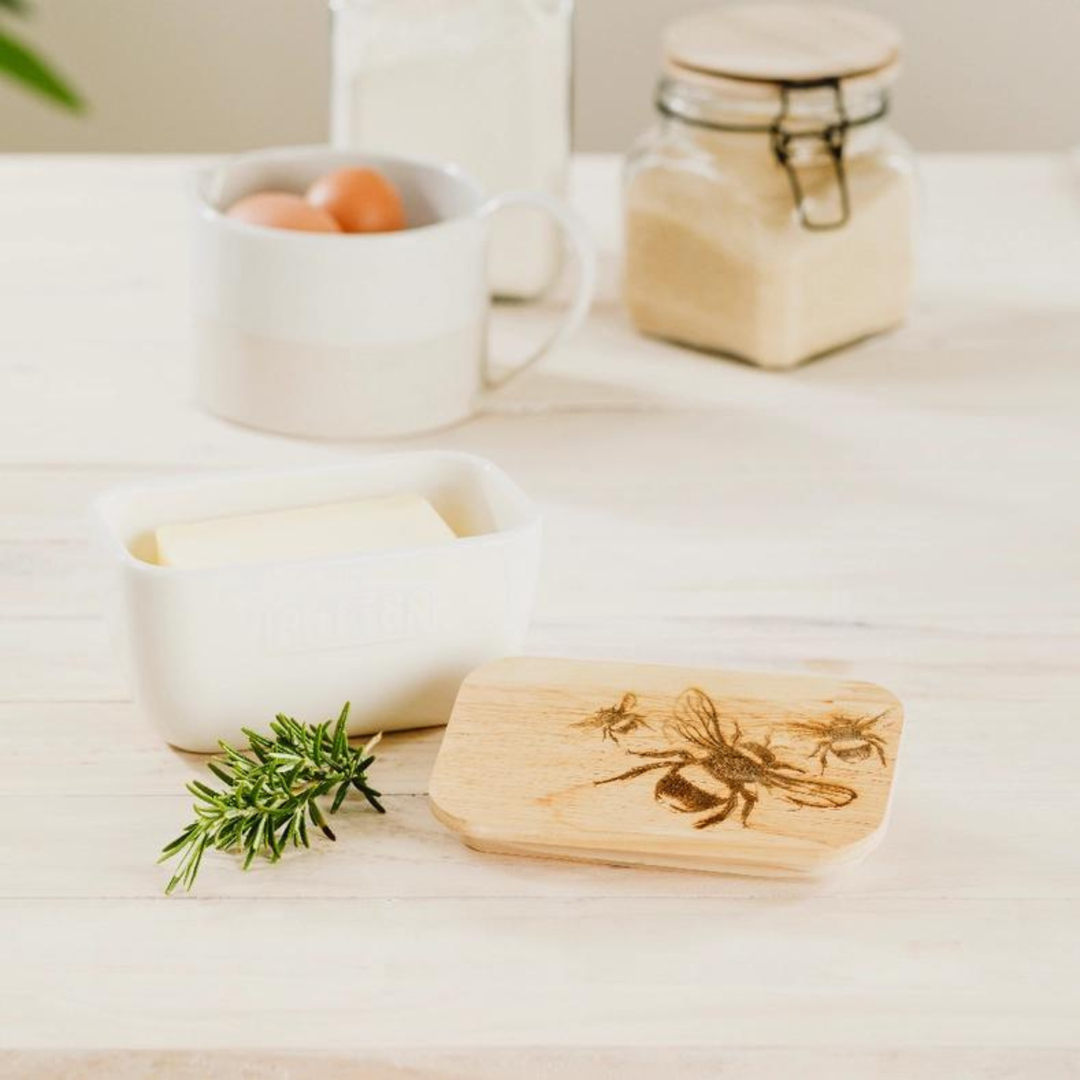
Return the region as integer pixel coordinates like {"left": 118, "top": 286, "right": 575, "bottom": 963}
{"left": 194, "top": 146, "right": 596, "bottom": 439}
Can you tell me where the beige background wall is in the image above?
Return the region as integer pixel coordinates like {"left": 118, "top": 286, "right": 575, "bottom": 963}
{"left": 0, "top": 0, "right": 1076, "bottom": 153}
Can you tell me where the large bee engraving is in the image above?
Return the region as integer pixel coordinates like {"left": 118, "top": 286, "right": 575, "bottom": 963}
{"left": 592, "top": 688, "right": 857, "bottom": 829}
{"left": 573, "top": 692, "right": 650, "bottom": 744}
{"left": 786, "top": 710, "right": 891, "bottom": 772}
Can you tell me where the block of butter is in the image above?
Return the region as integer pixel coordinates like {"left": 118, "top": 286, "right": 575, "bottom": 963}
{"left": 154, "top": 494, "right": 456, "bottom": 569}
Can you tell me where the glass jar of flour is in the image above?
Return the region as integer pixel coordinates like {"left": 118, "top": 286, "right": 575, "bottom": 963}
{"left": 624, "top": 4, "right": 915, "bottom": 369}
{"left": 331, "top": 0, "right": 573, "bottom": 299}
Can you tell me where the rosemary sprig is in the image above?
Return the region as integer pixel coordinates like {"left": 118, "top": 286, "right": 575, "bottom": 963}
{"left": 160, "top": 703, "right": 385, "bottom": 895}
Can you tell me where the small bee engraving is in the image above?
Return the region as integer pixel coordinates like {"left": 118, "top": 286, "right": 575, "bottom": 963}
{"left": 787, "top": 710, "right": 891, "bottom": 772}
{"left": 573, "top": 693, "right": 650, "bottom": 744}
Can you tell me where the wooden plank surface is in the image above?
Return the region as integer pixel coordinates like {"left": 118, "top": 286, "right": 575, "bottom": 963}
{"left": 2, "top": 898, "right": 1078, "bottom": 1050}
{"left": 0, "top": 154, "right": 1079, "bottom": 1073}
{"left": 3, "top": 1050, "right": 1077, "bottom": 1080}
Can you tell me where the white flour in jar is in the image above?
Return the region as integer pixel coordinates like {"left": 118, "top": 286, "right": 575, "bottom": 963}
{"left": 624, "top": 128, "right": 914, "bottom": 370}
{"left": 331, "top": 0, "right": 571, "bottom": 298}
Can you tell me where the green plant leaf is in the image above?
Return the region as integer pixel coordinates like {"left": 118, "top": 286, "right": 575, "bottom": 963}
{"left": 0, "top": 29, "right": 82, "bottom": 111}
{"left": 0, "top": 1, "right": 32, "bottom": 15}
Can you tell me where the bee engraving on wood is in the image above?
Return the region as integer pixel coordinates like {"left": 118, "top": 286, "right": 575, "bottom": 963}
{"left": 586, "top": 688, "right": 857, "bottom": 829}
{"left": 786, "top": 710, "right": 891, "bottom": 772}
{"left": 572, "top": 692, "right": 650, "bottom": 744}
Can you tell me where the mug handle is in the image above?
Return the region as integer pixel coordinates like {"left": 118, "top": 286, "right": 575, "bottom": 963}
{"left": 478, "top": 191, "right": 597, "bottom": 391}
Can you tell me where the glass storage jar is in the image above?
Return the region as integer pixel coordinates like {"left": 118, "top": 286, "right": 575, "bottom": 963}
{"left": 624, "top": 4, "right": 915, "bottom": 370}
{"left": 330, "top": 0, "right": 573, "bottom": 299}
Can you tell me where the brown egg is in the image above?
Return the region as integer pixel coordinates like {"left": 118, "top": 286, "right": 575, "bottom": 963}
{"left": 306, "top": 168, "right": 407, "bottom": 234}
{"left": 225, "top": 192, "right": 342, "bottom": 233}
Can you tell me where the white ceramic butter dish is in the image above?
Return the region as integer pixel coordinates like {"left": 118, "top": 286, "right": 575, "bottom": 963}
{"left": 96, "top": 452, "right": 541, "bottom": 751}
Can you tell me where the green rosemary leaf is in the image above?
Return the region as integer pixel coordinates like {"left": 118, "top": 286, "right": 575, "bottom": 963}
{"left": 239, "top": 732, "right": 271, "bottom": 765}
{"left": 275, "top": 817, "right": 291, "bottom": 853}
{"left": 160, "top": 704, "right": 384, "bottom": 894}
{"left": 186, "top": 837, "right": 208, "bottom": 888}
{"left": 243, "top": 823, "right": 263, "bottom": 869}
{"left": 206, "top": 761, "right": 234, "bottom": 785}
{"left": 266, "top": 817, "right": 283, "bottom": 861}
{"left": 331, "top": 778, "right": 352, "bottom": 814}
{"left": 241, "top": 813, "right": 260, "bottom": 846}
{"left": 158, "top": 824, "right": 197, "bottom": 861}
{"left": 352, "top": 778, "right": 386, "bottom": 814}
{"left": 187, "top": 780, "right": 220, "bottom": 804}
{"left": 307, "top": 796, "right": 333, "bottom": 840}
{"left": 332, "top": 704, "right": 349, "bottom": 758}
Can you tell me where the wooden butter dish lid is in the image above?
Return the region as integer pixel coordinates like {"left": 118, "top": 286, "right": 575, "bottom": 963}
{"left": 429, "top": 658, "right": 904, "bottom": 877}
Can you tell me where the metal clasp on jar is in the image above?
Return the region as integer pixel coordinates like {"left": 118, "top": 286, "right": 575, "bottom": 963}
{"left": 769, "top": 79, "right": 857, "bottom": 231}
{"left": 653, "top": 74, "right": 890, "bottom": 231}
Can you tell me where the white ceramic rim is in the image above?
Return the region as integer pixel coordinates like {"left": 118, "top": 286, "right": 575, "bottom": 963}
{"left": 95, "top": 451, "right": 541, "bottom": 578}
{"left": 195, "top": 144, "right": 489, "bottom": 243}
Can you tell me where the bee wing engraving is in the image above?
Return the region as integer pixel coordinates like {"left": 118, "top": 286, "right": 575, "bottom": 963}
{"left": 786, "top": 719, "right": 830, "bottom": 737}
{"left": 672, "top": 687, "right": 738, "bottom": 751}
{"left": 857, "top": 708, "right": 892, "bottom": 732}
{"left": 676, "top": 687, "right": 717, "bottom": 723}
{"left": 768, "top": 772, "right": 857, "bottom": 809}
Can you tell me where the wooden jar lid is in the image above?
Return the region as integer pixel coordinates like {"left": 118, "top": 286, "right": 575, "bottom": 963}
{"left": 664, "top": 4, "right": 901, "bottom": 98}
{"left": 430, "top": 657, "right": 905, "bottom": 877}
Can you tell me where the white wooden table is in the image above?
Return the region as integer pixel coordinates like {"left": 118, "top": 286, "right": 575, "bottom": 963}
{"left": 2, "top": 154, "right": 1079, "bottom": 1078}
